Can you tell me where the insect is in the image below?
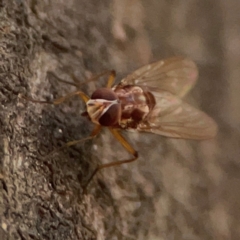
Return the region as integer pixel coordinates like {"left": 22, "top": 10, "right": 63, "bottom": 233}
{"left": 23, "top": 57, "right": 218, "bottom": 189}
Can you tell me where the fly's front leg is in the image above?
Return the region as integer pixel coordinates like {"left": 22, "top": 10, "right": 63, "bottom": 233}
{"left": 21, "top": 89, "right": 98, "bottom": 155}
{"left": 22, "top": 69, "right": 116, "bottom": 105}
{"left": 51, "top": 70, "right": 116, "bottom": 89}
{"left": 21, "top": 90, "right": 90, "bottom": 105}
{"left": 53, "top": 90, "right": 89, "bottom": 104}
{"left": 83, "top": 128, "right": 138, "bottom": 191}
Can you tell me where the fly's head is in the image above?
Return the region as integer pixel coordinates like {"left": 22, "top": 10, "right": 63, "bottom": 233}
{"left": 86, "top": 88, "right": 121, "bottom": 126}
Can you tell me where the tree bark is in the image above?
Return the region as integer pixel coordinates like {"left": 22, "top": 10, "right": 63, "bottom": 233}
{"left": 0, "top": 0, "right": 239, "bottom": 239}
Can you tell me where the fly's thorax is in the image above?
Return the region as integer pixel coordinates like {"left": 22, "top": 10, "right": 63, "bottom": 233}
{"left": 86, "top": 88, "right": 121, "bottom": 126}
{"left": 113, "top": 84, "right": 156, "bottom": 128}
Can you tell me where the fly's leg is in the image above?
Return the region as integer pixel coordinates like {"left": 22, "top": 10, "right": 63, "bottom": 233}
{"left": 83, "top": 128, "right": 138, "bottom": 191}
{"left": 74, "top": 70, "right": 116, "bottom": 88}
{"left": 21, "top": 90, "right": 96, "bottom": 155}
{"left": 22, "top": 68, "right": 116, "bottom": 104}
{"left": 46, "top": 124, "right": 102, "bottom": 157}
{"left": 21, "top": 90, "right": 90, "bottom": 105}
{"left": 50, "top": 70, "right": 116, "bottom": 89}
{"left": 106, "top": 70, "right": 116, "bottom": 88}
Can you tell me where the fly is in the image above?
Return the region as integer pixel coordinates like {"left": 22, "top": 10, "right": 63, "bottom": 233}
{"left": 22, "top": 57, "right": 218, "bottom": 190}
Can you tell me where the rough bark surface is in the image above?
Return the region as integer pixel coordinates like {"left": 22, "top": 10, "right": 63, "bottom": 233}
{"left": 0, "top": 0, "right": 239, "bottom": 239}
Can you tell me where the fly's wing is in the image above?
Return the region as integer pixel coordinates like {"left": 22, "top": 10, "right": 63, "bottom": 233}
{"left": 121, "top": 57, "right": 198, "bottom": 98}
{"left": 137, "top": 90, "right": 218, "bottom": 140}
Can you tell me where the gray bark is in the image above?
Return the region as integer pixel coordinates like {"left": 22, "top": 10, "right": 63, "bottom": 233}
{"left": 0, "top": 0, "right": 239, "bottom": 239}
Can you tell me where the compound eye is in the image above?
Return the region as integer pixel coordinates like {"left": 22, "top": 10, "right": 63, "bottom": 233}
{"left": 91, "top": 88, "right": 117, "bottom": 100}
{"left": 99, "top": 104, "right": 121, "bottom": 126}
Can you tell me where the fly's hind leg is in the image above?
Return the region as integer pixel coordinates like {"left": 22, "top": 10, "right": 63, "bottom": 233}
{"left": 83, "top": 128, "right": 138, "bottom": 191}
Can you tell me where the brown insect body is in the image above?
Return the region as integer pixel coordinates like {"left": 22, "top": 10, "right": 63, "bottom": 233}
{"left": 114, "top": 84, "right": 156, "bottom": 129}
{"left": 87, "top": 85, "right": 155, "bottom": 130}
{"left": 86, "top": 57, "right": 217, "bottom": 140}
{"left": 78, "top": 57, "right": 218, "bottom": 188}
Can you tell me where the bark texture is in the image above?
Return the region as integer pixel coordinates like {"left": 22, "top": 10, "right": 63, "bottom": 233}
{"left": 0, "top": 0, "right": 239, "bottom": 239}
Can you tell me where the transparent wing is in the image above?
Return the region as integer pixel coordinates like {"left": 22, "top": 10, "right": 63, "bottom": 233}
{"left": 137, "top": 90, "right": 218, "bottom": 140}
{"left": 121, "top": 57, "right": 198, "bottom": 98}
